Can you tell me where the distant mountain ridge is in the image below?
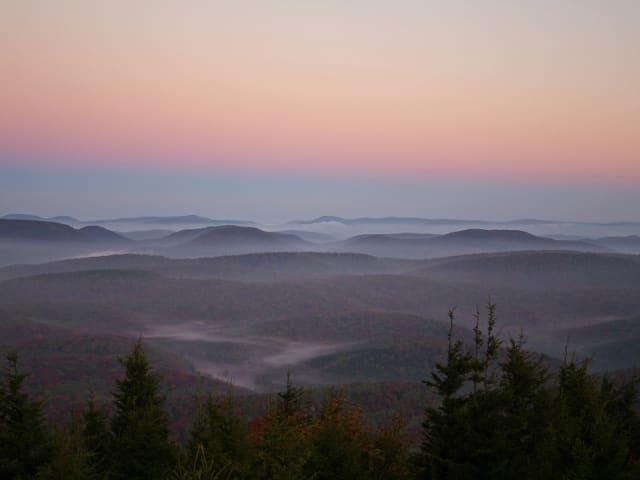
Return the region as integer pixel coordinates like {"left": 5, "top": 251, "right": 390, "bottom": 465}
{"left": 77, "top": 225, "right": 131, "bottom": 244}
{"left": 289, "top": 215, "right": 640, "bottom": 227}
{"left": 0, "top": 252, "right": 413, "bottom": 283}
{"left": 1, "top": 218, "right": 638, "bottom": 266}
{"left": 0, "top": 219, "right": 131, "bottom": 244}
{"left": 0, "top": 219, "right": 85, "bottom": 242}
{"left": 2, "top": 214, "right": 80, "bottom": 223}
{"left": 591, "top": 235, "right": 640, "bottom": 254}
{"left": 94, "top": 215, "right": 255, "bottom": 226}
{"left": 6, "top": 213, "right": 640, "bottom": 228}
{"left": 185, "top": 225, "right": 307, "bottom": 247}
{"left": 161, "top": 225, "right": 310, "bottom": 257}
{"left": 1, "top": 213, "right": 254, "bottom": 227}
{"left": 410, "top": 250, "right": 640, "bottom": 289}
{"left": 429, "top": 229, "right": 601, "bottom": 251}
{"left": 0, "top": 219, "right": 135, "bottom": 266}
{"left": 336, "top": 228, "right": 605, "bottom": 258}
{"left": 291, "top": 216, "right": 496, "bottom": 226}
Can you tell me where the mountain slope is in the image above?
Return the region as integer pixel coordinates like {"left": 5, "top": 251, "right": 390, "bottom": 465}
{"left": 2, "top": 214, "right": 80, "bottom": 224}
{"left": 592, "top": 235, "right": 640, "bottom": 254}
{"left": 336, "top": 229, "right": 604, "bottom": 258}
{"left": 0, "top": 219, "right": 85, "bottom": 242}
{"left": 558, "top": 315, "right": 640, "bottom": 371}
{"left": 411, "top": 250, "right": 640, "bottom": 289}
{"left": 0, "top": 219, "right": 137, "bottom": 266}
{"left": 163, "top": 225, "right": 310, "bottom": 256}
{"left": 185, "top": 226, "right": 307, "bottom": 246}
{"left": 0, "top": 252, "right": 415, "bottom": 283}
{"left": 3, "top": 261, "right": 640, "bottom": 333}
{"left": 78, "top": 225, "right": 133, "bottom": 244}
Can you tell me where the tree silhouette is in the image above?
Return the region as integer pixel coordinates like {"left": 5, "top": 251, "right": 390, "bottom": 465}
{"left": 109, "top": 339, "right": 176, "bottom": 479}
{"left": 0, "top": 352, "right": 51, "bottom": 479}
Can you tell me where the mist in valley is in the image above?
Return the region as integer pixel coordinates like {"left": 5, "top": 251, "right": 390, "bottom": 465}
{"left": 1, "top": 215, "right": 640, "bottom": 395}
{"left": 135, "top": 321, "right": 360, "bottom": 391}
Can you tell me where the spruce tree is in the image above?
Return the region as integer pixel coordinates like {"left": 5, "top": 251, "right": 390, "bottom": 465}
{"left": 36, "top": 418, "right": 95, "bottom": 480}
{"left": 0, "top": 352, "right": 52, "bottom": 479}
{"left": 421, "top": 306, "right": 640, "bottom": 480}
{"left": 109, "top": 339, "right": 176, "bottom": 480}
{"left": 277, "top": 371, "right": 306, "bottom": 419}
{"left": 81, "top": 393, "right": 111, "bottom": 477}
{"left": 420, "top": 309, "right": 475, "bottom": 479}
{"left": 186, "top": 394, "right": 249, "bottom": 478}
{"left": 305, "top": 391, "right": 368, "bottom": 480}
{"left": 251, "top": 375, "right": 311, "bottom": 480}
{"left": 554, "top": 360, "right": 640, "bottom": 479}
{"left": 490, "top": 335, "right": 551, "bottom": 480}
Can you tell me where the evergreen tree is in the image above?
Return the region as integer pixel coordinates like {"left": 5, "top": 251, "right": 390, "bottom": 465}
{"left": 81, "top": 393, "right": 111, "bottom": 478}
{"left": 420, "top": 309, "right": 476, "bottom": 479}
{"left": 553, "top": 360, "right": 640, "bottom": 479}
{"left": 420, "top": 305, "right": 640, "bottom": 480}
{"left": 250, "top": 375, "right": 311, "bottom": 480}
{"left": 36, "top": 418, "right": 95, "bottom": 480}
{"left": 277, "top": 371, "right": 307, "bottom": 419}
{"left": 169, "top": 443, "right": 232, "bottom": 480}
{"left": 365, "top": 416, "right": 412, "bottom": 480}
{"left": 305, "top": 390, "right": 368, "bottom": 480}
{"left": 185, "top": 394, "right": 249, "bottom": 478}
{"left": 108, "top": 339, "right": 176, "bottom": 480}
{"left": 488, "top": 335, "right": 551, "bottom": 480}
{"left": 0, "top": 352, "right": 52, "bottom": 479}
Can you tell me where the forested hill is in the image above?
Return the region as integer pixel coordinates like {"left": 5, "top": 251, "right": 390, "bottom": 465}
{"left": 2, "top": 309, "right": 638, "bottom": 479}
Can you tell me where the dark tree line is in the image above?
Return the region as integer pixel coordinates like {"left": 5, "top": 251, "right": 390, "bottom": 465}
{"left": 0, "top": 340, "right": 408, "bottom": 480}
{"left": 420, "top": 304, "right": 640, "bottom": 479}
{"left": 1, "top": 305, "right": 639, "bottom": 479}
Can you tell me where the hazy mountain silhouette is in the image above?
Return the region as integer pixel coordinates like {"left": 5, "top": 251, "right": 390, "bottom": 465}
{"left": 2, "top": 214, "right": 80, "bottom": 224}
{"left": 289, "top": 216, "right": 491, "bottom": 226}
{"left": 120, "top": 229, "right": 175, "bottom": 241}
{"left": 160, "top": 225, "right": 311, "bottom": 257}
{"left": 186, "top": 225, "right": 306, "bottom": 246}
{"left": 559, "top": 314, "right": 640, "bottom": 371}
{"left": 1, "top": 213, "right": 255, "bottom": 228}
{"left": 274, "top": 229, "right": 337, "bottom": 243}
{"left": 93, "top": 214, "right": 254, "bottom": 226}
{"left": 78, "top": 225, "right": 133, "bottom": 245}
{"left": 0, "top": 219, "right": 133, "bottom": 245}
{"left": 591, "top": 235, "right": 640, "bottom": 254}
{"left": 335, "top": 229, "right": 604, "bottom": 258}
{"left": 289, "top": 215, "right": 640, "bottom": 227}
{"left": 3, "top": 247, "right": 640, "bottom": 392}
{"left": 0, "top": 252, "right": 413, "bottom": 283}
{"left": 0, "top": 219, "right": 133, "bottom": 266}
{"left": 0, "top": 219, "right": 85, "bottom": 242}
{"left": 152, "top": 226, "right": 216, "bottom": 246}
{"left": 429, "top": 228, "right": 601, "bottom": 250}
{"left": 345, "top": 233, "right": 438, "bottom": 245}
{"left": 411, "top": 250, "right": 640, "bottom": 289}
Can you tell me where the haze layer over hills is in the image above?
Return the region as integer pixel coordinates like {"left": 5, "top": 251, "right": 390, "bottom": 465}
{"left": 1, "top": 215, "right": 639, "bottom": 403}
{"left": 3, "top": 215, "right": 640, "bottom": 266}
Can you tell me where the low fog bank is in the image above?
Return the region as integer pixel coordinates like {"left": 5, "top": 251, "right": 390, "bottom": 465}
{"left": 142, "top": 321, "right": 359, "bottom": 391}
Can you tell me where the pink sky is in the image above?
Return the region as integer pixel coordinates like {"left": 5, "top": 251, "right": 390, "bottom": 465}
{"left": 1, "top": 1, "right": 639, "bottom": 183}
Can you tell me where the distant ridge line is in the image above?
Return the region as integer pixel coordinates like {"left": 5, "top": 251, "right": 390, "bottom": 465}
{"left": 1, "top": 214, "right": 255, "bottom": 226}
{"left": 288, "top": 216, "right": 640, "bottom": 227}
{"left": 4, "top": 213, "right": 640, "bottom": 227}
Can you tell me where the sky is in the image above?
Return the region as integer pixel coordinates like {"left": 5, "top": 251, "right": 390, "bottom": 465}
{"left": 1, "top": 1, "right": 639, "bottom": 222}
